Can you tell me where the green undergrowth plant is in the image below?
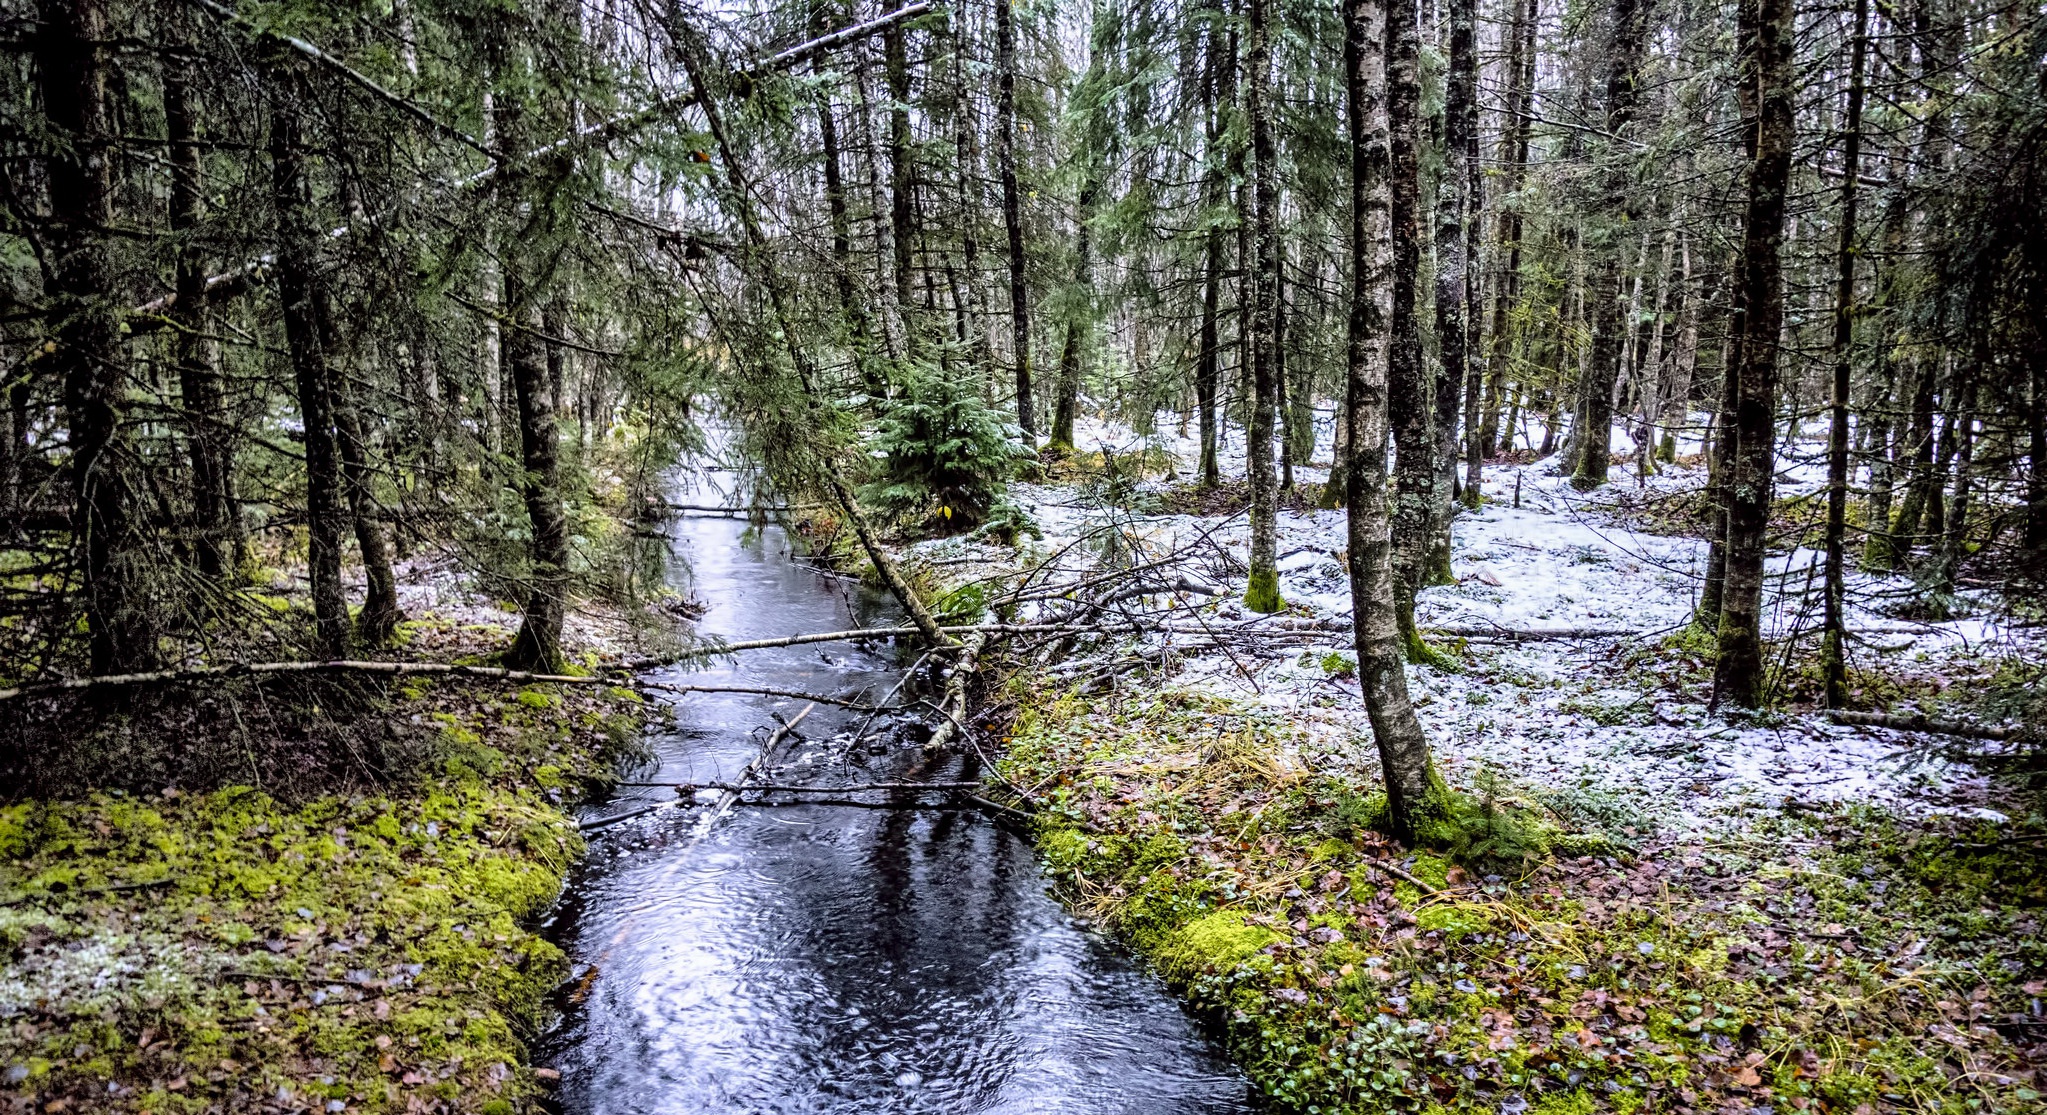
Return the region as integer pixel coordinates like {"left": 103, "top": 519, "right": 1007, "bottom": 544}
{"left": 860, "top": 363, "right": 1022, "bottom": 535}
{"left": 1, "top": 678, "right": 649, "bottom": 1114}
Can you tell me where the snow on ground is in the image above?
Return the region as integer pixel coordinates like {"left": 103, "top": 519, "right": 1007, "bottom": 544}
{"left": 974, "top": 407, "right": 2039, "bottom": 841}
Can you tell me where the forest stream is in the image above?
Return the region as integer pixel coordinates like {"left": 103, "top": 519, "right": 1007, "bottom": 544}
{"left": 535, "top": 492, "right": 1254, "bottom": 1114}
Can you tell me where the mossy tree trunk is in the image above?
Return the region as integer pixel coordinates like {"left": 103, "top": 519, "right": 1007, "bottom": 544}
{"left": 1243, "top": 0, "right": 1283, "bottom": 614}
{"left": 1345, "top": 0, "right": 1448, "bottom": 842}
{"left": 1821, "top": 0, "right": 1867, "bottom": 708}
{"left": 1711, "top": 0, "right": 1793, "bottom": 709}
{"left": 995, "top": 0, "right": 1034, "bottom": 439}
{"left": 267, "top": 57, "right": 351, "bottom": 661}
{"left": 1386, "top": 0, "right": 1435, "bottom": 657}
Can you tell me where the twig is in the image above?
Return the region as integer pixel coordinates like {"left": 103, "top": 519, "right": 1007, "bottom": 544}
{"left": 1828, "top": 709, "right": 2023, "bottom": 742}
{"left": 580, "top": 704, "right": 815, "bottom": 833}
{"left": 614, "top": 780, "right": 983, "bottom": 793}
{"left": 0, "top": 877, "right": 176, "bottom": 907}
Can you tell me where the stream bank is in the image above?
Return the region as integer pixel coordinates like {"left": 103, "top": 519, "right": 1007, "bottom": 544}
{"left": 1, "top": 612, "right": 650, "bottom": 1115}
{"left": 535, "top": 503, "right": 1253, "bottom": 1113}
{"left": 914, "top": 426, "right": 2046, "bottom": 1115}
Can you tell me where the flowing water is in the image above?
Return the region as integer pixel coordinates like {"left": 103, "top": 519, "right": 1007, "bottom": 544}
{"left": 539, "top": 500, "right": 1254, "bottom": 1114}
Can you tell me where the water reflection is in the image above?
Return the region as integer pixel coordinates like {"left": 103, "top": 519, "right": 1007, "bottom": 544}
{"left": 541, "top": 505, "right": 1252, "bottom": 1115}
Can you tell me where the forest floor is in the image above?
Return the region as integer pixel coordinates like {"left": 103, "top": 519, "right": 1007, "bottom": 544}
{"left": 0, "top": 571, "right": 657, "bottom": 1115}
{"left": 911, "top": 415, "right": 2047, "bottom": 1115}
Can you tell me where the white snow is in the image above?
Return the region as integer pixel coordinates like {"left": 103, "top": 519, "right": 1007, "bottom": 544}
{"left": 977, "top": 408, "right": 2040, "bottom": 841}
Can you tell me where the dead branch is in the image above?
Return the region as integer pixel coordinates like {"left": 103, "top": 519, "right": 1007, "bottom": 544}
{"left": 614, "top": 780, "right": 984, "bottom": 793}
{"left": 924, "top": 630, "right": 987, "bottom": 752}
{"left": 580, "top": 704, "right": 814, "bottom": 832}
{"left": 0, "top": 659, "right": 627, "bottom": 701}
{"left": 1828, "top": 709, "right": 2025, "bottom": 742}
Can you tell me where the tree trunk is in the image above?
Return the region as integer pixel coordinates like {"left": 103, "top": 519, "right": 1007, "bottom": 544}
{"left": 1428, "top": 0, "right": 1477, "bottom": 556}
{"left": 1345, "top": 0, "right": 1445, "bottom": 843}
{"left": 1821, "top": 0, "right": 1866, "bottom": 708}
{"left": 332, "top": 353, "right": 402, "bottom": 646}
{"left": 268, "top": 62, "right": 350, "bottom": 660}
{"left": 1859, "top": 142, "right": 1913, "bottom": 569}
{"left": 165, "top": 22, "right": 239, "bottom": 583}
{"left": 504, "top": 292, "right": 569, "bottom": 671}
{"left": 884, "top": 22, "right": 918, "bottom": 352}
{"left": 1277, "top": 242, "right": 1296, "bottom": 491}
{"left": 818, "top": 68, "right": 880, "bottom": 393}
{"left": 1698, "top": 241, "right": 1747, "bottom": 630}
{"left": 1711, "top": 0, "right": 1794, "bottom": 709}
{"left": 1571, "top": 0, "right": 1648, "bottom": 490}
{"left": 1925, "top": 368, "right": 1975, "bottom": 612}
{"left": 40, "top": 0, "right": 156, "bottom": 673}
{"left": 1197, "top": 9, "right": 1230, "bottom": 489}
{"left": 1244, "top": 0, "right": 1283, "bottom": 614}
{"left": 1480, "top": 0, "right": 1536, "bottom": 464}
{"left": 995, "top": 0, "right": 1034, "bottom": 438}
{"left": 1659, "top": 232, "right": 1701, "bottom": 462}
{"left": 1386, "top": 0, "right": 1433, "bottom": 658}
{"left": 2029, "top": 319, "right": 2047, "bottom": 558}
{"left": 1049, "top": 178, "right": 1099, "bottom": 450}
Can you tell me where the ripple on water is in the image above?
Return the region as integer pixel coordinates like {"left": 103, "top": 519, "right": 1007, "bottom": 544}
{"left": 542, "top": 514, "right": 1252, "bottom": 1115}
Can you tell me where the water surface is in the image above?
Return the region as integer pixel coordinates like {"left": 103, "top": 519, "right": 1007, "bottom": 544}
{"left": 541, "top": 503, "right": 1253, "bottom": 1115}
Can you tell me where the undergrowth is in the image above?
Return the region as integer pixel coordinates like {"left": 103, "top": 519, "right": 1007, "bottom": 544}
{"left": 997, "top": 675, "right": 2047, "bottom": 1115}
{"left": 0, "top": 677, "right": 648, "bottom": 1115}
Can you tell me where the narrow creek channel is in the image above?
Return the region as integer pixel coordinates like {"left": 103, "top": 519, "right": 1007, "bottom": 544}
{"left": 538, "top": 497, "right": 1254, "bottom": 1114}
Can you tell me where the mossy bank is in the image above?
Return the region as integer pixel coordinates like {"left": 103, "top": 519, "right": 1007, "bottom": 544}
{"left": 0, "top": 672, "right": 649, "bottom": 1115}
{"left": 999, "top": 679, "right": 2046, "bottom": 1115}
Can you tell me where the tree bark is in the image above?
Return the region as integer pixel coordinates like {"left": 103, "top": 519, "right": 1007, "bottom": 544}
{"left": 1430, "top": 0, "right": 1477, "bottom": 546}
{"left": 165, "top": 20, "right": 239, "bottom": 583}
{"left": 995, "top": 0, "right": 1034, "bottom": 438}
{"left": 267, "top": 61, "right": 350, "bottom": 659}
{"left": 1822, "top": 0, "right": 1866, "bottom": 708}
{"left": 1571, "top": 0, "right": 1649, "bottom": 490}
{"left": 1345, "top": 0, "right": 1444, "bottom": 843}
{"left": 40, "top": 0, "right": 157, "bottom": 673}
{"left": 1049, "top": 177, "right": 1099, "bottom": 450}
{"left": 817, "top": 33, "right": 881, "bottom": 393}
{"left": 1197, "top": 4, "right": 1235, "bottom": 489}
{"left": 2029, "top": 319, "right": 2047, "bottom": 559}
{"left": 1711, "top": 0, "right": 1794, "bottom": 709}
{"left": 884, "top": 21, "right": 918, "bottom": 351}
{"left": 1386, "top": 0, "right": 1434, "bottom": 658}
{"left": 1479, "top": 0, "right": 1536, "bottom": 464}
{"left": 1244, "top": 0, "right": 1283, "bottom": 614}
{"left": 503, "top": 291, "right": 570, "bottom": 670}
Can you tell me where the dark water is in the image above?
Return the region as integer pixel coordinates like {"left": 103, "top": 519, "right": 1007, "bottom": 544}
{"left": 539, "top": 504, "right": 1253, "bottom": 1115}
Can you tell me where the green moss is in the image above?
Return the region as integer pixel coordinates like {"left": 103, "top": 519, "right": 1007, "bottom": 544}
{"left": 1157, "top": 910, "right": 1283, "bottom": 981}
{"left": 1531, "top": 1089, "right": 1597, "bottom": 1115}
{"left": 1244, "top": 568, "right": 1285, "bottom": 614}
{"left": 515, "top": 687, "right": 559, "bottom": 710}
{"left": 1, "top": 680, "right": 641, "bottom": 1114}
{"left": 1414, "top": 902, "right": 1496, "bottom": 938}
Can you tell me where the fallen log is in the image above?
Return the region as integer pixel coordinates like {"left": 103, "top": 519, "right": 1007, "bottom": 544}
{"left": 613, "top": 780, "right": 983, "bottom": 793}
{"left": 0, "top": 659, "right": 621, "bottom": 701}
{"left": 923, "top": 630, "right": 987, "bottom": 752}
{"left": 1828, "top": 709, "right": 2025, "bottom": 743}
{"left": 1428, "top": 625, "right": 1643, "bottom": 641}
{"left": 580, "top": 704, "right": 814, "bottom": 833}
{"left": 639, "top": 682, "right": 903, "bottom": 713}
